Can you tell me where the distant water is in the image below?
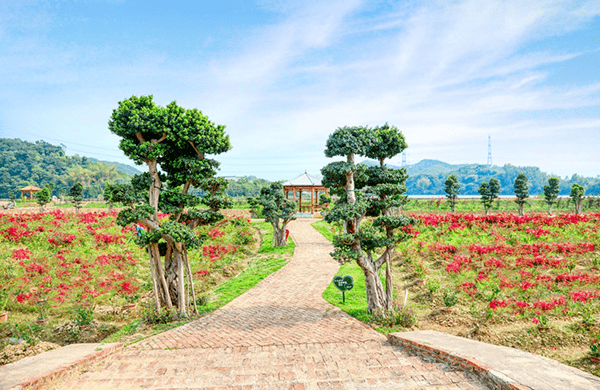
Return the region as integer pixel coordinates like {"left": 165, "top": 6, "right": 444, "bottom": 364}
{"left": 408, "top": 195, "right": 572, "bottom": 199}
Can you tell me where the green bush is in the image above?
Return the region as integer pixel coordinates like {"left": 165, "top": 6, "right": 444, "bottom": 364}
{"left": 370, "top": 307, "right": 416, "bottom": 328}
{"left": 72, "top": 306, "right": 94, "bottom": 326}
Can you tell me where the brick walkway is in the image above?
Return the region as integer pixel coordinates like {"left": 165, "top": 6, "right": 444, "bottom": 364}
{"left": 47, "top": 219, "right": 489, "bottom": 389}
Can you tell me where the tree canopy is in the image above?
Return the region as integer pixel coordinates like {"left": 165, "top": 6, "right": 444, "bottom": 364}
{"left": 253, "top": 183, "right": 297, "bottom": 247}
{"left": 444, "top": 175, "right": 460, "bottom": 212}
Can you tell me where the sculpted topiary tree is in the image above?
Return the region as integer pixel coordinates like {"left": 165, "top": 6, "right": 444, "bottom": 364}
{"left": 69, "top": 182, "right": 84, "bottom": 214}
{"left": 543, "top": 177, "right": 560, "bottom": 215}
{"left": 514, "top": 173, "right": 529, "bottom": 216}
{"left": 570, "top": 183, "right": 585, "bottom": 214}
{"left": 36, "top": 186, "right": 51, "bottom": 212}
{"left": 104, "top": 182, "right": 124, "bottom": 213}
{"left": 254, "top": 183, "right": 297, "bottom": 247}
{"left": 478, "top": 178, "right": 500, "bottom": 215}
{"left": 109, "top": 95, "right": 231, "bottom": 316}
{"left": 444, "top": 175, "right": 460, "bottom": 213}
{"left": 322, "top": 124, "right": 414, "bottom": 313}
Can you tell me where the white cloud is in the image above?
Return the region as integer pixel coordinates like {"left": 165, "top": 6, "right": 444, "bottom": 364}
{"left": 1, "top": 0, "right": 600, "bottom": 180}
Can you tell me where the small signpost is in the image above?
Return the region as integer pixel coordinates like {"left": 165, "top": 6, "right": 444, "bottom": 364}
{"left": 332, "top": 275, "right": 354, "bottom": 303}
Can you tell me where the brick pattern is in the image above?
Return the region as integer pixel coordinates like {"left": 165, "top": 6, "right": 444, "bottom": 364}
{"left": 137, "top": 219, "right": 380, "bottom": 350}
{"left": 44, "top": 219, "right": 490, "bottom": 390}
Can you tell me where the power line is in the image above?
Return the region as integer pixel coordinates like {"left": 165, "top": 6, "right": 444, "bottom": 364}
{"left": 2, "top": 126, "right": 121, "bottom": 152}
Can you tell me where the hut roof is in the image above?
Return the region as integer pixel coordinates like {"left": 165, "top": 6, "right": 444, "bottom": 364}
{"left": 19, "top": 185, "right": 43, "bottom": 192}
{"left": 282, "top": 172, "right": 322, "bottom": 186}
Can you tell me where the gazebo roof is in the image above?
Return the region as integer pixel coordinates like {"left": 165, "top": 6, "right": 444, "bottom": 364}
{"left": 282, "top": 172, "right": 322, "bottom": 187}
{"left": 19, "top": 185, "right": 42, "bottom": 192}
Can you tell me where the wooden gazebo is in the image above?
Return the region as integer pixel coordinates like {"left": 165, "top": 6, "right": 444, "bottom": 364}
{"left": 19, "top": 185, "right": 42, "bottom": 200}
{"left": 282, "top": 172, "right": 329, "bottom": 213}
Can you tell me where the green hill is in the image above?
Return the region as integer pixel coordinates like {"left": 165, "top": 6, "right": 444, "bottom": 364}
{"left": 361, "top": 159, "right": 600, "bottom": 196}
{"left": 0, "top": 138, "right": 133, "bottom": 199}
{"left": 87, "top": 157, "right": 142, "bottom": 176}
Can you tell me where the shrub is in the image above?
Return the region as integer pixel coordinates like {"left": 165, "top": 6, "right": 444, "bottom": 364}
{"left": 72, "top": 306, "right": 94, "bottom": 326}
{"left": 371, "top": 307, "right": 416, "bottom": 328}
{"left": 427, "top": 279, "right": 441, "bottom": 294}
{"left": 442, "top": 290, "right": 459, "bottom": 307}
{"left": 142, "top": 306, "right": 179, "bottom": 324}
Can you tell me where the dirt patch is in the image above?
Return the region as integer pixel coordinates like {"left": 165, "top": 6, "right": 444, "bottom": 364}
{"left": 0, "top": 341, "right": 61, "bottom": 365}
{"left": 51, "top": 321, "right": 119, "bottom": 345}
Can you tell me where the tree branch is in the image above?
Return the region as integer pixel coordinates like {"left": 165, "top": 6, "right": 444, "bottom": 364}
{"left": 188, "top": 141, "right": 204, "bottom": 159}
{"left": 154, "top": 132, "right": 167, "bottom": 144}
{"left": 139, "top": 218, "right": 159, "bottom": 230}
{"left": 135, "top": 131, "right": 146, "bottom": 144}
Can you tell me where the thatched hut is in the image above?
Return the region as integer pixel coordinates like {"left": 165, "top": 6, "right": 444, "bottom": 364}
{"left": 19, "top": 185, "right": 42, "bottom": 200}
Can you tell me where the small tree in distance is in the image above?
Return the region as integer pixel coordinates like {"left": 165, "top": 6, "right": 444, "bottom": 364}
{"left": 444, "top": 175, "right": 460, "bottom": 213}
{"left": 570, "top": 183, "right": 585, "bottom": 214}
{"left": 478, "top": 178, "right": 500, "bottom": 215}
{"left": 543, "top": 177, "right": 560, "bottom": 215}
{"left": 478, "top": 182, "right": 492, "bottom": 215}
{"left": 69, "top": 182, "right": 84, "bottom": 214}
{"left": 36, "top": 186, "right": 51, "bottom": 212}
{"left": 104, "top": 183, "right": 117, "bottom": 213}
{"left": 513, "top": 173, "right": 529, "bottom": 216}
{"left": 489, "top": 178, "right": 501, "bottom": 206}
{"left": 253, "top": 183, "right": 297, "bottom": 247}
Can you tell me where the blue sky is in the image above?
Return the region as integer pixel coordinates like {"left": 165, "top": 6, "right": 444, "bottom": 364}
{"left": 1, "top": 0, "right": 599, "bottom": 181}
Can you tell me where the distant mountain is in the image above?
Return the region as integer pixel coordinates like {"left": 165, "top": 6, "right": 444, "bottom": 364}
{"left": 87, "top": 157, "right": 142, "bottom": 176}
{"left": 0, "top": 138, "right": 132, "bottom": 199}
{"left": 360, "top": 159, "right": 600, "bottom": 196}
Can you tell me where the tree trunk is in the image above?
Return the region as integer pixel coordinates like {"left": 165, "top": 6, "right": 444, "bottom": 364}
{"left": 346, "top": 153, "right": 356, "bottom": 204}
{"left": 272, "top": 220, "right": 288, "bottom": 247}
{"left": 548, "top": 204, "right": 553, "bottom": 216}
{"left": 451, "top": 201, "right": 455, "bottom": 213}
{"left": 484, "top": 206, "right": 489, "bottom": 216}
{"left": 149, "top": 243, "right": 173, "bottom": 309}
{"left": 357, "top": 254, "right": 387, "bottom": 313}
{"left": 183, "top": 248, "right": 198, "bottom": 315}
{"left": 518, "top": 204, "right": 524, "bottom": 216}
{"left": 147, "top": 159, "right": 161, "bottom": 219}
{"left": 165, "top": 243, "right": 181, "bottom": 307}
{"left": 175, "top": 242, "right": 186, "bottom": 316}
{"left": 384, "top": 253, "right": 393, "bottom": 312}
{"left": 148, "top": 248, "right": 161, "bottom": 312}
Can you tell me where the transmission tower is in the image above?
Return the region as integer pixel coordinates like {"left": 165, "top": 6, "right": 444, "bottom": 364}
{"left": 487, "top": 135, "right": 492, "bottom": 167}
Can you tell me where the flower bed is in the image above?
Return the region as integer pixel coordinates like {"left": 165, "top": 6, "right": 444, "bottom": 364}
{"left": 0, "top": 210, "right": 256, "bottom": 363}
{"left": 396, "top": 212, "right": 600, "bottom": 376}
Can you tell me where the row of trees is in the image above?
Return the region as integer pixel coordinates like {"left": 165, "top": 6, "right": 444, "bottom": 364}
{"left": 444, "top": 173, "right": 589, "bottom": 215}
{"left": 34, "top": 182, "right": 84, "bottom": 212}
{"left": 398, "top": 159, "right": 600, "bottom": 196}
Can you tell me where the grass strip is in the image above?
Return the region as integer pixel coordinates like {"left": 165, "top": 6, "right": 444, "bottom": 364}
{"left": 199, "top": 221, "right": 294, "bottom": 313}
{"left": 314, "top": 220, "right": 405, "bottom": 334}
{"left": 104, "top": 220, "right": 295, "bottom": 344}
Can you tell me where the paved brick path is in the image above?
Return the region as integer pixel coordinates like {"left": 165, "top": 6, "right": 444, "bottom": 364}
{"left": 47, "top": 219, "right": 489, "bottom": 389}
